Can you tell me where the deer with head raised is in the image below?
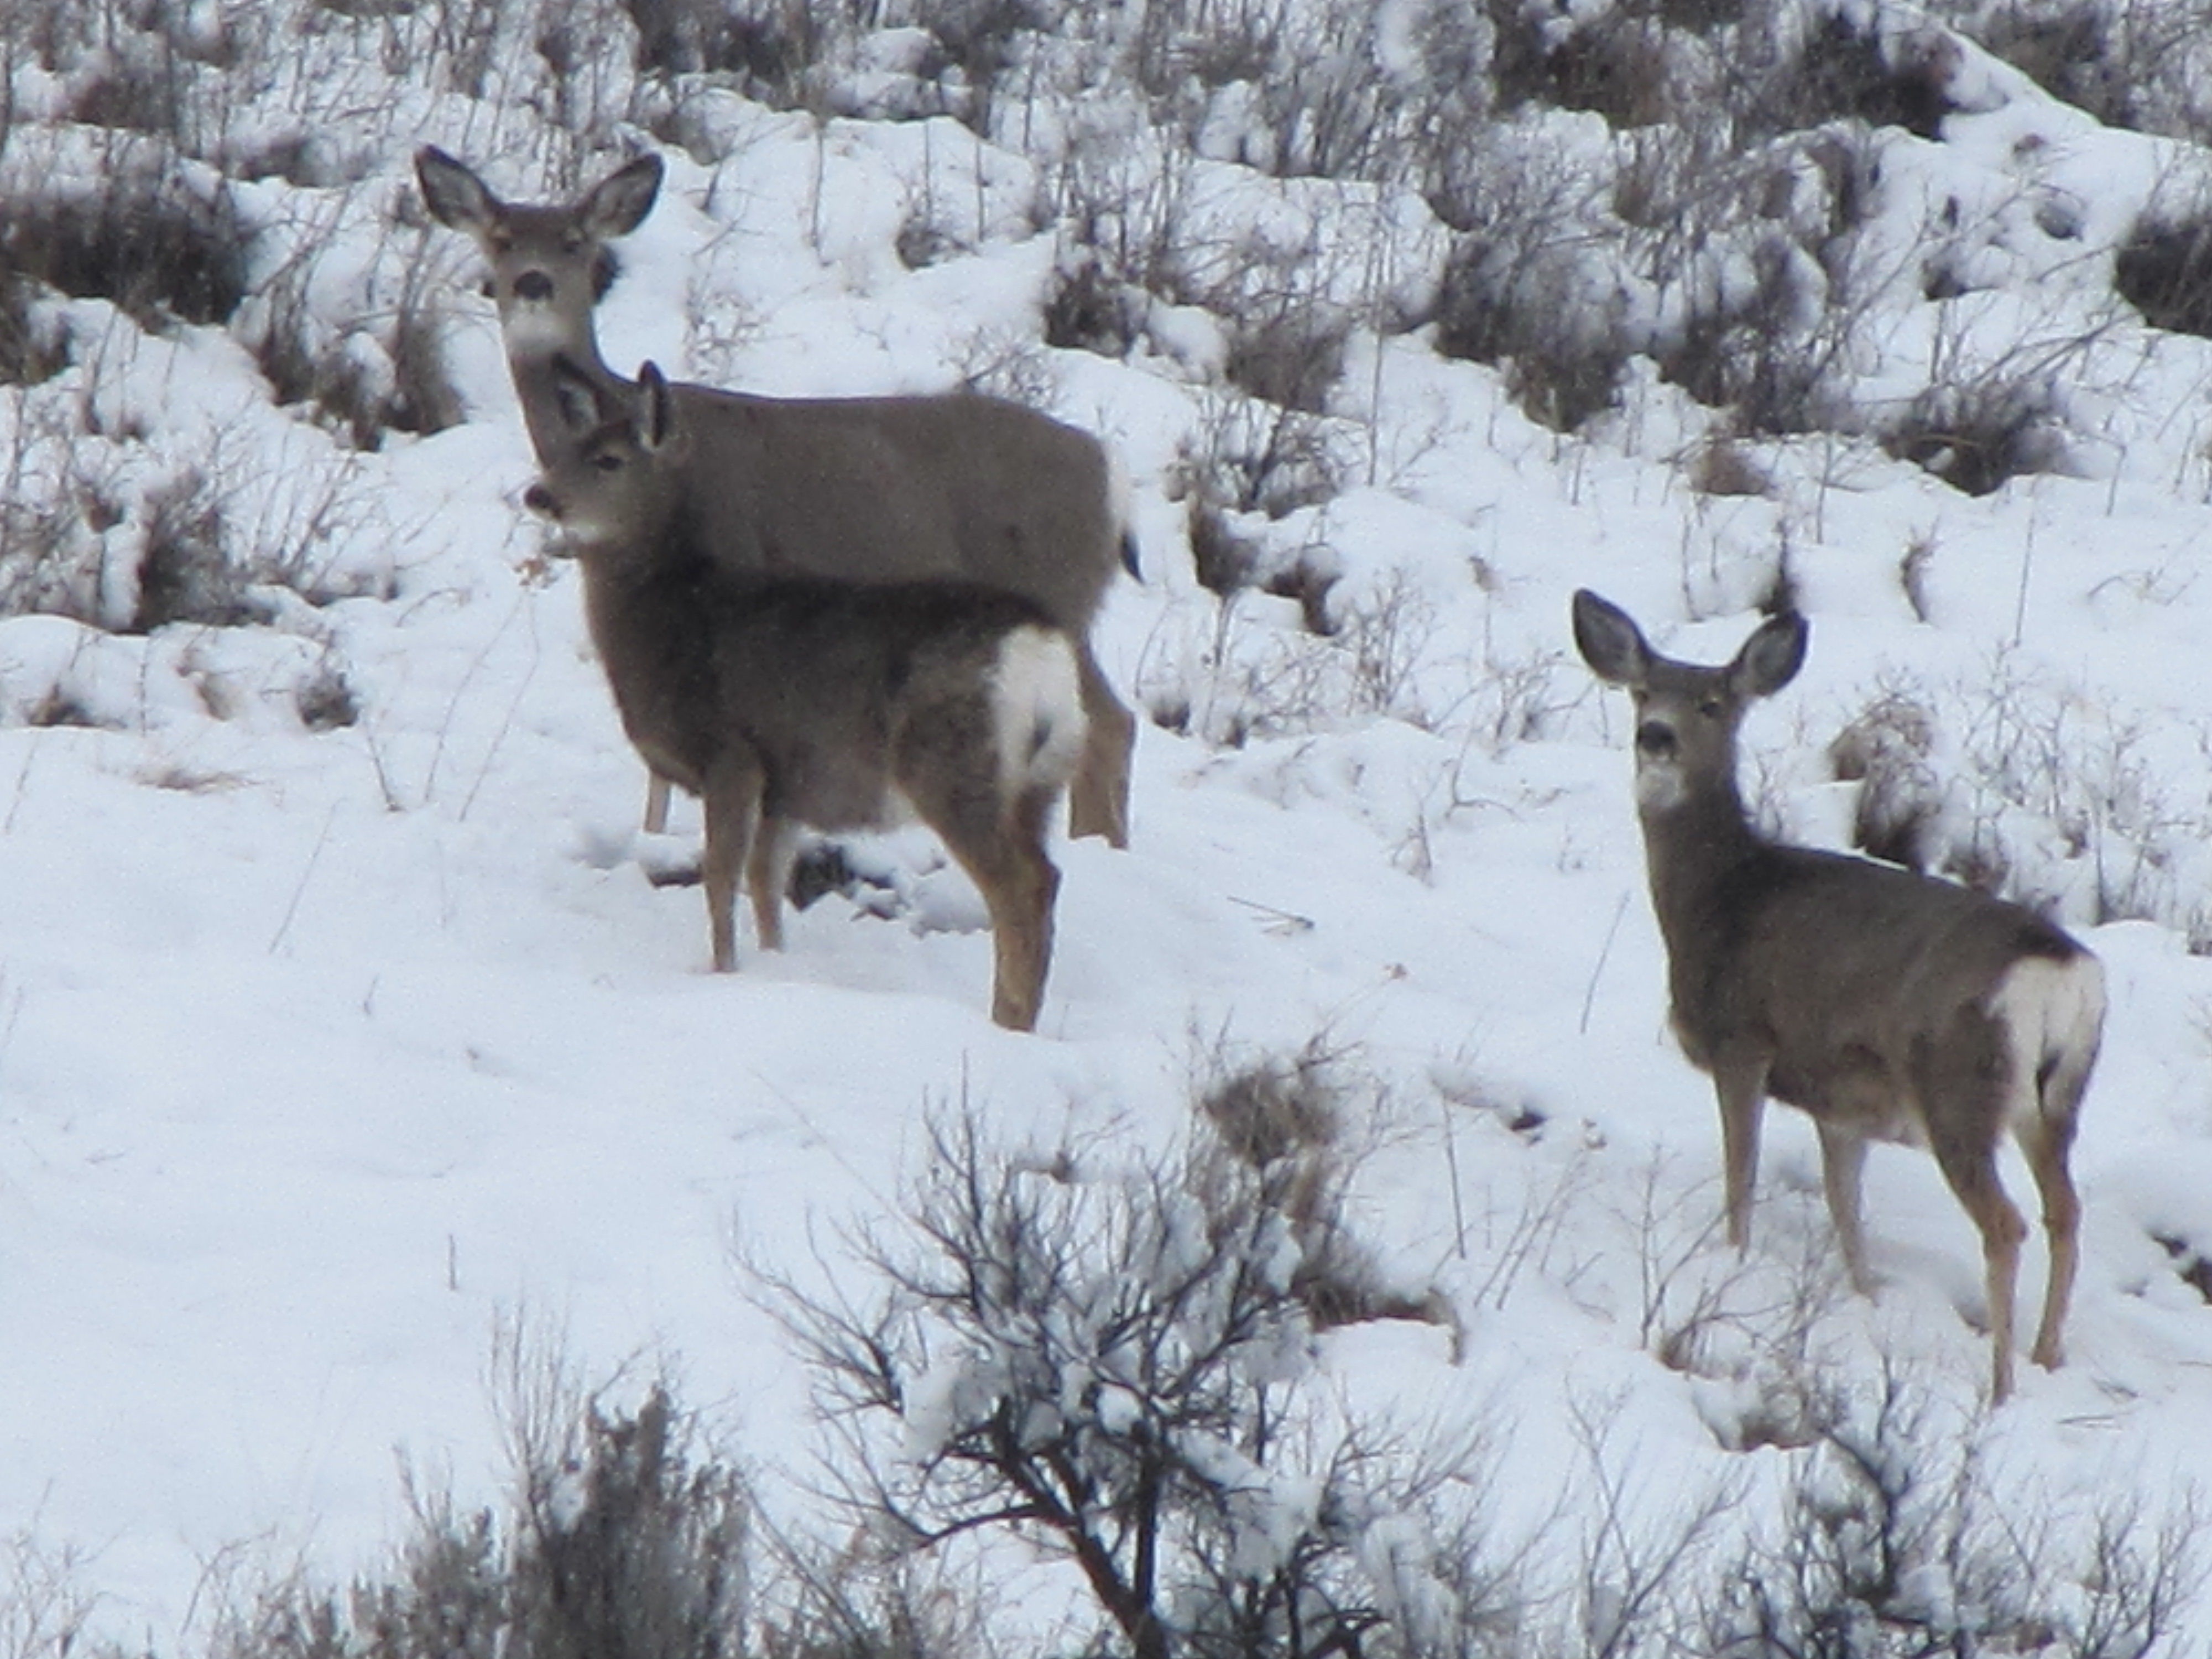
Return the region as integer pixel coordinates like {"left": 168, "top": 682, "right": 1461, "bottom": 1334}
{"left": 1572, "top": 589, "right": 2104, "bottom": 1402}
{"left": 527, "top": 356, "right": 1084, "bottom": 1034}
{"left": 414, "top": 146, "right": 1138, "bottom": 848}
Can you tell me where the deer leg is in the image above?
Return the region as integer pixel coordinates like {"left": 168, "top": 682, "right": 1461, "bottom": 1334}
{"left": 643, "top": 771, "right": 674, "bottom": 835}
{"left": 1068, "top": 641, "right": 1133, "bottom": 849}
{"left": 745, "top": 813, "right": 795, "bottom": 953}
{"left": 1816, "top": 1123, "right": 1875, "bottom": 1296}
{"left": 699, "top": 759, "right": 764, "bottom": 974}
{"left": 2016, "top": 1113, "right": 2081, "bottom": 1373}
{"left": 1931, "top": 1141, "right": 2028, "bottom": 1405}
{"left": 935, "top": 790, "right": 1061, "bottom": 1033}
{"left": 1711, "top": 1050, "right": 1770, "bottom": 1255}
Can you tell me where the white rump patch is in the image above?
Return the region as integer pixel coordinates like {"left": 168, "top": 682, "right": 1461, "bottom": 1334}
{"left": 1986, "top": 952, "right": 2107, "bottom": 1130}
{"left": 989, "top": 625, "right": 1086, "bottom": 795}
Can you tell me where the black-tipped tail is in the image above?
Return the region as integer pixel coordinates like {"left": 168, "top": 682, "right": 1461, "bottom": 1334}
{"left": 1120, "top": 529, "right": 1142, "bottom": 582}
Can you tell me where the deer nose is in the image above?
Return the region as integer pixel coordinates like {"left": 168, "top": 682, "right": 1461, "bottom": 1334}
{"left": 523, "top": 483, "right": 559, "bottom": 518}
{"left": 513, "top": 269, "right": 555, "bottom": 303}
{"left": 1635, "top": 719, "right": 1678, "bottom": 760}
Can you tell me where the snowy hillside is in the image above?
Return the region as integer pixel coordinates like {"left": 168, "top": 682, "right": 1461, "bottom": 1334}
{"left": 5, "top": 0, "right": 2212, "bottom": 1653}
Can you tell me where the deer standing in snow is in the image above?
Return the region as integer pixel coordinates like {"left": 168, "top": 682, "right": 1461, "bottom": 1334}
{"left": 1572, "top": 589, "right": 2104, "bottom": 1402}
{"left": 414, "top": 145, "right": 1138, "bottom": 847}
{"left": 526, "top": 358, "right": 1083, "bottom": 1034}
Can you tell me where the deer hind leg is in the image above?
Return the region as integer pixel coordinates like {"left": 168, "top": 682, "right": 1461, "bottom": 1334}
{"left": 1710, "top": 1048, "right": 1771, "bottom": 1255}
{"left": 1932, "top": 1145, "right": 2027, "bottom": 1405}
{"left": 1067, "top": 640, "right": 1133, "bottom": 849}
{"left": 931, "top": 787, "right": 1061, "bottom": 1032}
{"left": 2016, "top": 1109, "right": 2081, "bottom": 1374}
{"left": 699, "top": 757, "right": 765, "bottom": 973}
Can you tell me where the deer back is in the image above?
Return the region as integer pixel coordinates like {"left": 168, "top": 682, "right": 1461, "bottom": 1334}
{"left": 669, "top": 383, "right": 1122, "bottom": 630}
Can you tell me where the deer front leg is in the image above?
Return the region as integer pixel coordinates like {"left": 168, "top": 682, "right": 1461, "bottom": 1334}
{"left": 1710, "top": 1048, "right": 1770, "bottom": 1255}
{"left": 643, "top": 771, "right": 674, "bottom": 835}
{"left": 1815, "top": 1121, "right": 1875, "bottom": 1296}
{"left": 699, "top": 757, "right": 765, "bottom": 973}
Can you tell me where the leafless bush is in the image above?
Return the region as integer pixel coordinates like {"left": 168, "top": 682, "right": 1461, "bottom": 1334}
{"left": 1436, "top": 229, "right": 1632, "bottom": 433}
{"left": 246, "top": 216, "right": 463, "bottom": 452}
{"left": 0, "top": 1531, "right": 98, "bottom": 1659}
{"left": 754, "top": 1103, "right": 1481, "bottom": 1659}
{"left": 2116, "top": 210, "right": 2212, "bottom": 339}
{"left": 1883, "top": 369, "right": 2072, "bottom": 496}
{"left": 1740, "top": 9, "right": 1955, "bottom": 142}
{"left": 196, "top": 1340, "right": 751, "bottom": 1659}
{"left": 0, "top": 159, "right": 250, "bottom": 330}
{"left": 133, "top": 469, "right": 261, "bottom": 633}
{"left": 0, "top": 276, "right": 64, "bottom": 388}
{"left": 1175, "top": 392, "right": 1349, "bottom": 520}
{"left": 1707, "top": 1365, "right": 2206, "bottom": 1658}
{"left": 1965, "top": 0, "right": 2212, "bottom": 138}
{"left": 1828, "top": 685, "right": 1942, "bottom": 871}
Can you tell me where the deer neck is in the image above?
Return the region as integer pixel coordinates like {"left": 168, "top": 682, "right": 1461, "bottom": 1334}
{"left": 508, "top": 327, "right": 623, "bottom": 468}
{"left": 1636, "top": 775, "right": 1766, "bottom": 951}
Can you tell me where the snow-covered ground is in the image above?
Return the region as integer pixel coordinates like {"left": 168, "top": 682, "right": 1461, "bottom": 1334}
{"left": 7, "top": 1, "right": 2212, "bottom": 1648}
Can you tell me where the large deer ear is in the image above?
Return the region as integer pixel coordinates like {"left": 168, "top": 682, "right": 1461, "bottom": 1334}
{"left": 415, "top": 146, "right": 498, "bottom": 232}
{"left": 634, "top": 362, "right": 676, "bottom": 452}
{"left": 582, "top": 153, "right": 662, "bottom": 239}
{"left": 1731, "top": 611, "right": 1808, "bottom": 700}
{"left": 550, "top": 354, "right": 607, "bottom": 435}
{"left": 1572, "top": 589, "right": 1652, "bottom": 687}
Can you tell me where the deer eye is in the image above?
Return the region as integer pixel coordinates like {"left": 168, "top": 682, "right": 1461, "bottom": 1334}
{"left": 1698, "top": 696, "right": 1725, "bottom": 719}
{"left": 592, "top": 452, "right": 624, "bottom": 473}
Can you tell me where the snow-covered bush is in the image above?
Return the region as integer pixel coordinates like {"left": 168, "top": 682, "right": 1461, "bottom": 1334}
{"left": 754, "top": 1105, "right": 1483, "bottom": 1659}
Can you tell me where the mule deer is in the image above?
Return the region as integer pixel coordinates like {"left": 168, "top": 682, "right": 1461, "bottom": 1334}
{"left": 1571, "top": 590, "right": 2104, "bottom": 1402}
{"left": 526, "top": 357, "right": 1083, "bottom": 1033}
{"left": 414, "top": 146, "right": 1137, "bottom": 847}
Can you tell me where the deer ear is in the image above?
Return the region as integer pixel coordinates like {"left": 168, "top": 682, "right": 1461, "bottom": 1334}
{"left": 634, "top": 362, "right": 676, "bottom": 451}
{"left": 550, "top": 354, "right": 605, "bottom": 434}
{"left": 415, "top": 146, "right": 496, "bottom": 232}
{"left": 1572, "top": 589, "right": 1652, "bottom": 687}
{"left": 583, "top": 153, "right": 662, "bottom": 239}
{"left": 1731, "top": 611, "right": 1808, "bottom": 699}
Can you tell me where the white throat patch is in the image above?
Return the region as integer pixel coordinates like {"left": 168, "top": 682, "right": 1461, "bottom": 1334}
{"left": 1634, "top": 762, "right": 1687, "bottom": 813}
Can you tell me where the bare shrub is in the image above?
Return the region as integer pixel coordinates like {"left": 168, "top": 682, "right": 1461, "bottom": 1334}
{"left": 1827, "top": 686, "right": 1942, "bottom": 871}
{"left": 134, "top": 469, "right": 255, "bottom": 633}
{"left": 294, "top": 657, "right": 362, "bottom": 733}
{"left": 755, "top": 1106, "right": 1482, "bottom": 1659}
{"left": 1708, "top": 1365, "right": 2206, "bottom": 1657}
{"left": 2116, "top": 211, "right": 2212, "bottom": 339}
{"left": 1743, "top": 9, "right": 1954, "bottom": 140}
{"left": 0, "top": 1531, "right": 98, "bottom": 1659}
{"left": 1686, "top": 437, "right": 1772, "bottom": 498}
{"left": 0, "top": 163, "right": 250, "bottom": 329}
{"left": 0, "top": 276, "right": 65, "bottom": 387}
{"left": 1883, "top": 370, "right": 2070, "bottom": 496}
{"left": 1436, "top": 231, "right": 1631, "bottom": 432}
{"left": 1187, "top": 495, "right": 1262, "bottom": 598}
{"left": 1173, "top": 392, "right": 1348, "bottom": 519}
{"left": 247, "top": 222, "right": 463, "bottom": 451}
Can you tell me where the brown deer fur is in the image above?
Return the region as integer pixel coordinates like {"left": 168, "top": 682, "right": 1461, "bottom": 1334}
{"left": 1573, "top": 588, "right": 2104, "bottom": 1402}
{"left": 528, "top": 359, "right": 1084, "bottom": 1033}
{"left": 416, "top": 146, "right": 1137, "bottom": 847}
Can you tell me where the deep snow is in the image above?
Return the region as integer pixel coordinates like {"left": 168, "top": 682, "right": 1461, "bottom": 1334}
{"left": 6, "top": 3, "right": 2212, "bottom": 1648}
